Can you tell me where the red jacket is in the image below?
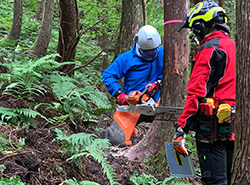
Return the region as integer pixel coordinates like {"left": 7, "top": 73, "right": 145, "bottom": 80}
{"left": 178, "top": 31, "right": 236, "bottom": 133}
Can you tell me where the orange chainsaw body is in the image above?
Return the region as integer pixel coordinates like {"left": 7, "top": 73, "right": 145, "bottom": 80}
{"left": 127, "top": 90, "right": 150, "bottom": 105}
{"left": 105, "top": 90, "right": 159, "bottom": 147}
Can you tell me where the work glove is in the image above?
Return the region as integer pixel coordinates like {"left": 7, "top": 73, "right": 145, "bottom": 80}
{"left": 172, "top": 124, "right": 191, "bottom": 157}
{"left": 145, "top": 80, "right": 161, "bottom": 97}
{"left": 116, "top": 93, "right": 128, "bottom": 106}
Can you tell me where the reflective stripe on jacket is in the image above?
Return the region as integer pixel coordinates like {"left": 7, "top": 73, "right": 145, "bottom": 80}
{"left": 102, "top": 43, "right": 163, "bottom": 101}
{"left": 178, "top": 31, "right": 236, "bottom": 131}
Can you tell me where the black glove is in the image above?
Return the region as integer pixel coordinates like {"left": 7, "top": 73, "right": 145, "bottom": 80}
{"left": 172, "top": 124, "right": 191, "bottom": 157}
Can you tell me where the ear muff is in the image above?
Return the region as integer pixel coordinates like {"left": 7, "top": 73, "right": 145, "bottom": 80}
{"left": 191, "top": 21, "right": 205, "bottom": 39}
{"left": 133, "top": 34, "right": 138, "bottom": 42}
{"left": 213, "top": 14, "right": 226, "bottom": 24}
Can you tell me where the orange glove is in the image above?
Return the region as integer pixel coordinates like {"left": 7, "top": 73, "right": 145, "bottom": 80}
{"left": 116, "top": 93, "right": 128, "bottom": 105}
{"left": 172, "top": 124, "right": 191, "bottom": 157}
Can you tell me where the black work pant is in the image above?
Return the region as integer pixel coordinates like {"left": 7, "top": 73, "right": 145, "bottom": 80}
{"left": 136, "top": 114, "right": 155, "bottom": 125}
{"left": 196, "top": 140, "right": 234, "bottom": 185}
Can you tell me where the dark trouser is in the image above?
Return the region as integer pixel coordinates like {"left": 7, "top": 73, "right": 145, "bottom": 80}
{"left": 196, "top": 140, "right": 234, "bottom": 185}
{"left": 137, "top": 114, "right": 155, "bottom": 125}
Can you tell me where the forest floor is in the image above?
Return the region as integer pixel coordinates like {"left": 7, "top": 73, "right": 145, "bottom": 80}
{"left": 0, "top": 94, "right": 201, "bottom": 185}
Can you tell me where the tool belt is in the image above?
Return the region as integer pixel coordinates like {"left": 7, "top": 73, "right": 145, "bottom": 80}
{"left": 196, "top": 98, "right": 235, "bottom": 143}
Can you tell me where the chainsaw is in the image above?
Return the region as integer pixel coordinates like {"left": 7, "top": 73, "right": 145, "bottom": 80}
{"left": 116, "top": 86, "right": 183, "bottom": 116}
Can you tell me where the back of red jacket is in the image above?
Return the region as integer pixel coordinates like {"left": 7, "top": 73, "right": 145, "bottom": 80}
{"left": 178, "top": 31, "right": 236, "bottom": 131}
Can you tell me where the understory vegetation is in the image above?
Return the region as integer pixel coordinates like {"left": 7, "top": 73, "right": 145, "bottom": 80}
{"left": 0, "top": 0, "right": 235, "bottom": 184}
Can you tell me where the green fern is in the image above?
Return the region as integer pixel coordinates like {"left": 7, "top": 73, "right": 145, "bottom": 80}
{"left": 49, "top": 72, "right": 77, "bottom": 101}
{"left": 64, "top": 178, "right": 100, "bottom": 185}
{"left": 0, "top": 133, "right": 12, "bottom": 153}
{"left": 47, "top": 72, "right": 111, "bottom": 122}
{"left": 76, "top": 85, "right": 111, "bottom": 109}
{"left": 53, "top": 128, "right": 118, "bottom": 185}
{"left": 0, "top": 106, "right": 48, "bottom": 128}
{"left": 0, "top": 54, "right": 74, "bottom": 100}
{"left": 0, "top": 175, "right": 25, "bottom": 185}
{"left": 130, "top": 172, "right": 159, "bottom": 185}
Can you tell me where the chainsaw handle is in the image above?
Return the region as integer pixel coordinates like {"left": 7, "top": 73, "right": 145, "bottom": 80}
{"left": 138, "top": 86, "right": 150, "bottom": 104}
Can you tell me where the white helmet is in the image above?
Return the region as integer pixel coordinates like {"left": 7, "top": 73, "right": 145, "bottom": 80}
{"left": 134, "top": 25, "right": 161, "bottom": 60}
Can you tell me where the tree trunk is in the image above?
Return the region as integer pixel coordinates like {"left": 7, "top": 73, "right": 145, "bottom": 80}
{"left": 31, "top": 0, "right": 54, "bottom": 57}
{"left": 113, "top": 0, "right": 146, "bottom": 59}
{"left": 123, "top": 0, "right": 189, "bottom": 163}
{"left": 57, "top": 0, "right": 78, "bottom": 75}
{"left": 7, "top": 0, "right": 23, "bottom": 41}
{"left": 218, "top": 0, "right": 225, "bottom": 7}
{"left": 34, "top": 1, "right": 43, "bottom": 20}
{"left": 231, "top": 0, "right": 250, "bottom": 184}
{"left": 190, "top": 0, "right": 202, "bottom": 5}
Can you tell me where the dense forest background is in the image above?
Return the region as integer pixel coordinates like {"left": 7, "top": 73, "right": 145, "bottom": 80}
{"left": 0, "top": 0, "right": 239, "bottom": 185}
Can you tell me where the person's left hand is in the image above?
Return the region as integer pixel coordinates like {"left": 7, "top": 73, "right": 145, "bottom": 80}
{"left": 145, "top": 81, "right": 160, "bottom": 96}
{"left": 172, "top": 124, "right": 191, "bottom": 157}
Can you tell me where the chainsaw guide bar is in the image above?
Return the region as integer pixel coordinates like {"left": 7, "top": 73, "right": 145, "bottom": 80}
{"left": 116, "top": 98, "right": 183, "bottom": 116}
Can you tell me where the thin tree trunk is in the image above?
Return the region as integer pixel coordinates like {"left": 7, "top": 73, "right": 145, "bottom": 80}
{"left": 7, "top": 0, "right": 23, "bottom": 41}
{"left": 31, "top": 0, "right": 54, "bottom": 57}
{"left": 231, "top": 0, "right": 250, "bottom": 184}
{"left": 113, "top": 0, "right": 146, "bottom": 59}
{"left": 123, "top": 0, "right": 189, "bottom": 163}
{"left": 218, "top": 0, "right": 225, "bottom": 7}
{"left": 57, "top": 0, "right": 78, "bottom": 75}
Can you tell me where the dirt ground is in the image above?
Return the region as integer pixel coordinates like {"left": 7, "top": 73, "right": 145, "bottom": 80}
{"left": 0, "top": 94, "right": 201, "bottom": 185}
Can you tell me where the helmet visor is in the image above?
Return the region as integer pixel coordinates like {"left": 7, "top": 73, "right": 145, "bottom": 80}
{"left": 177, "top": 14, "right": 188, "bottom": 32}
{"left": 139, "top": 46, "right": 160, "bottom": 60}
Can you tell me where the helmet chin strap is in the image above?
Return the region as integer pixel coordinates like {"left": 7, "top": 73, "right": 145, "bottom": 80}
{"left": 135, "top": 43, "right": 142, "bottom": 57}
{"left": 196, "top": 25, "right": 215, "bottom": 41}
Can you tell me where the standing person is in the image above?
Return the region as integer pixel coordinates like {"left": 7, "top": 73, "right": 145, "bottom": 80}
{"left": 172, "top": 1, "right": 235, "bottom": 185}
{"left": 102, "top": 25, "right": 163, "bottom": 147}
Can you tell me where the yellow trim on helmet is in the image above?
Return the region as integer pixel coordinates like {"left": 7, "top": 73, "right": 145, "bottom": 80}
{"left": 189, "top": 7, "right": 227, "bottom": 28}
{"left": 188, "top": 2, "right": 203, "bottom": 16}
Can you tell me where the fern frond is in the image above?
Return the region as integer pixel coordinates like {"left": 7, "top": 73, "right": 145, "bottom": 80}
{"left": 0, "top": 107, "right": 17, "bottom": 121}
{"left": 53, "top": 130, "right": 117, "bottom": 185}
{"left": 77, "top": 86, "right": 111, "bottom": 109}
{"left": 15, "top": 108, "right": 48, "bottom": 121}
{"left": 47, "top": 115, "right": 69, "bottom": 125}
{"left": 63, "top": 178, "right": 100, "bottom": 185}
{"left": 70, "top": 149, "right": 117, "bottom": 185}
{"left": 0, "top": 106, "right": 48, "bottom": 128}
{"left": 49, "top": 73, "right": 76, "bottom": 101}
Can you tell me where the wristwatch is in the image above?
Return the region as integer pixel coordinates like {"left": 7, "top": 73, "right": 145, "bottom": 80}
{"left": 114, "top": 90, "right": 122, "bottom": 98}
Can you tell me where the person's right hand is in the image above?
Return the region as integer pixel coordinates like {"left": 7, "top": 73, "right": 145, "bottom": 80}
{"left": 172, "top": 124, "right": 191, "bottom": 157}
{"left": 116, "top": 93, "right": 128, "bottom": 105}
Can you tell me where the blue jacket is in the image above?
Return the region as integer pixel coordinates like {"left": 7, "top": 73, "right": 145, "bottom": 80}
{"left": 102, "top": 43, "right": 163, "bottom": 101}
